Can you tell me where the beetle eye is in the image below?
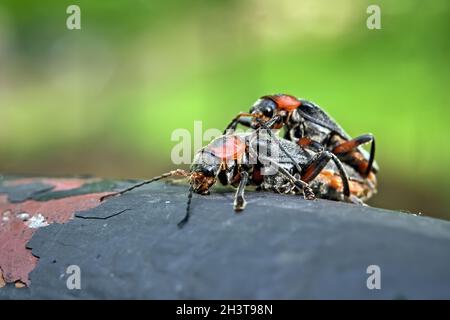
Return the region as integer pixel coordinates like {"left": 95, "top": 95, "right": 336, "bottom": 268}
{"left": 262, "top": 106, "right": 274, "bottom": 118}
{"left": 250, "top": 98, "right": 276, "bottom": 118}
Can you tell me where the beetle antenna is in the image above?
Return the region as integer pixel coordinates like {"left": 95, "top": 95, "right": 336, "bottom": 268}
{"left": 178, "top": 186, "right": 194, "bottom": 228}
{"left": 100, "top": 169, "right": 189, "bottom": 201}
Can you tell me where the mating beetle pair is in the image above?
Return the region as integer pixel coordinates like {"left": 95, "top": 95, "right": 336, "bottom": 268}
{"left": 225, "top": 94, "right": 378, "bottom": 180}
{"left": 101, "top": 94, "right": 378, "bottom": 227}
{"left": 225, "top": 93, "right": 378, "bottom": 197}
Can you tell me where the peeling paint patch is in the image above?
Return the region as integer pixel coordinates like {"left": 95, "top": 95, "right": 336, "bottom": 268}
{"left": 0, "top": 218, "right": 38, "bottom": 286}
{"left": 4, "top": 178, "right": 93, "bottom": 191}
{"left": 41, "top": 178, "right": 94, "bottom": 191}
{"left": 0, "top": 178, "right": 113, "bottom": 286}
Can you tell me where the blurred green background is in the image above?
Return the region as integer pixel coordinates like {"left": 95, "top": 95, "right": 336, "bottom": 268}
{"left": 0, "top": 0, "right": 449, "bottom": 219}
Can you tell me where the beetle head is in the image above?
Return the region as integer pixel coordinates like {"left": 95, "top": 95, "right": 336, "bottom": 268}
{"left": 190, "top": 150, "right": 220, "bottom": 194}
{"left": 190, "top": 135, "right": 246, "bottom": 194}
{"left": 250, "top": 97, "right": 277, "bottom": 121}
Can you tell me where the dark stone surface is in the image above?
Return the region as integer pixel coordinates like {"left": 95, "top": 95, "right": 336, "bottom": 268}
{"left": 1, "top": 182, "right": 450, "bottom": 299}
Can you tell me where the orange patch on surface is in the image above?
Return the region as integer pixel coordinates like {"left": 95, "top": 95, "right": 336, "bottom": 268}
{"left": 317, "top": 170, "right": 367, "bottom": 197}
{"left": 0, "top": 189, "right": 109, "bottom": 286}
{"left": 349, "top": 181, "right": 365, "bottom": 196}
{"left": 329, "top": 176, "right": 344, "bottom": 190}
{"left": 317, "top": 170, "right": 343, "bottom": 190}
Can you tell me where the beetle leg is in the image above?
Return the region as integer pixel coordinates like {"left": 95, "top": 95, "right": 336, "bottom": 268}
{"left": 347, "top": 194, "right": 366, "bottom": 205}
{"left": 300, "top": 151, "right": 351, "bottom": 199}
{"left": 330, "top": 133, "right": 376, "bottom": 177}
{"left": 297, "top": 137, "right": 324, "bottom": 153}
{"left": 233, "top": 171, "right": 249, "bottom": 211}
{"left": 223, "top": 113, "right": 255, "bottom": 134}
